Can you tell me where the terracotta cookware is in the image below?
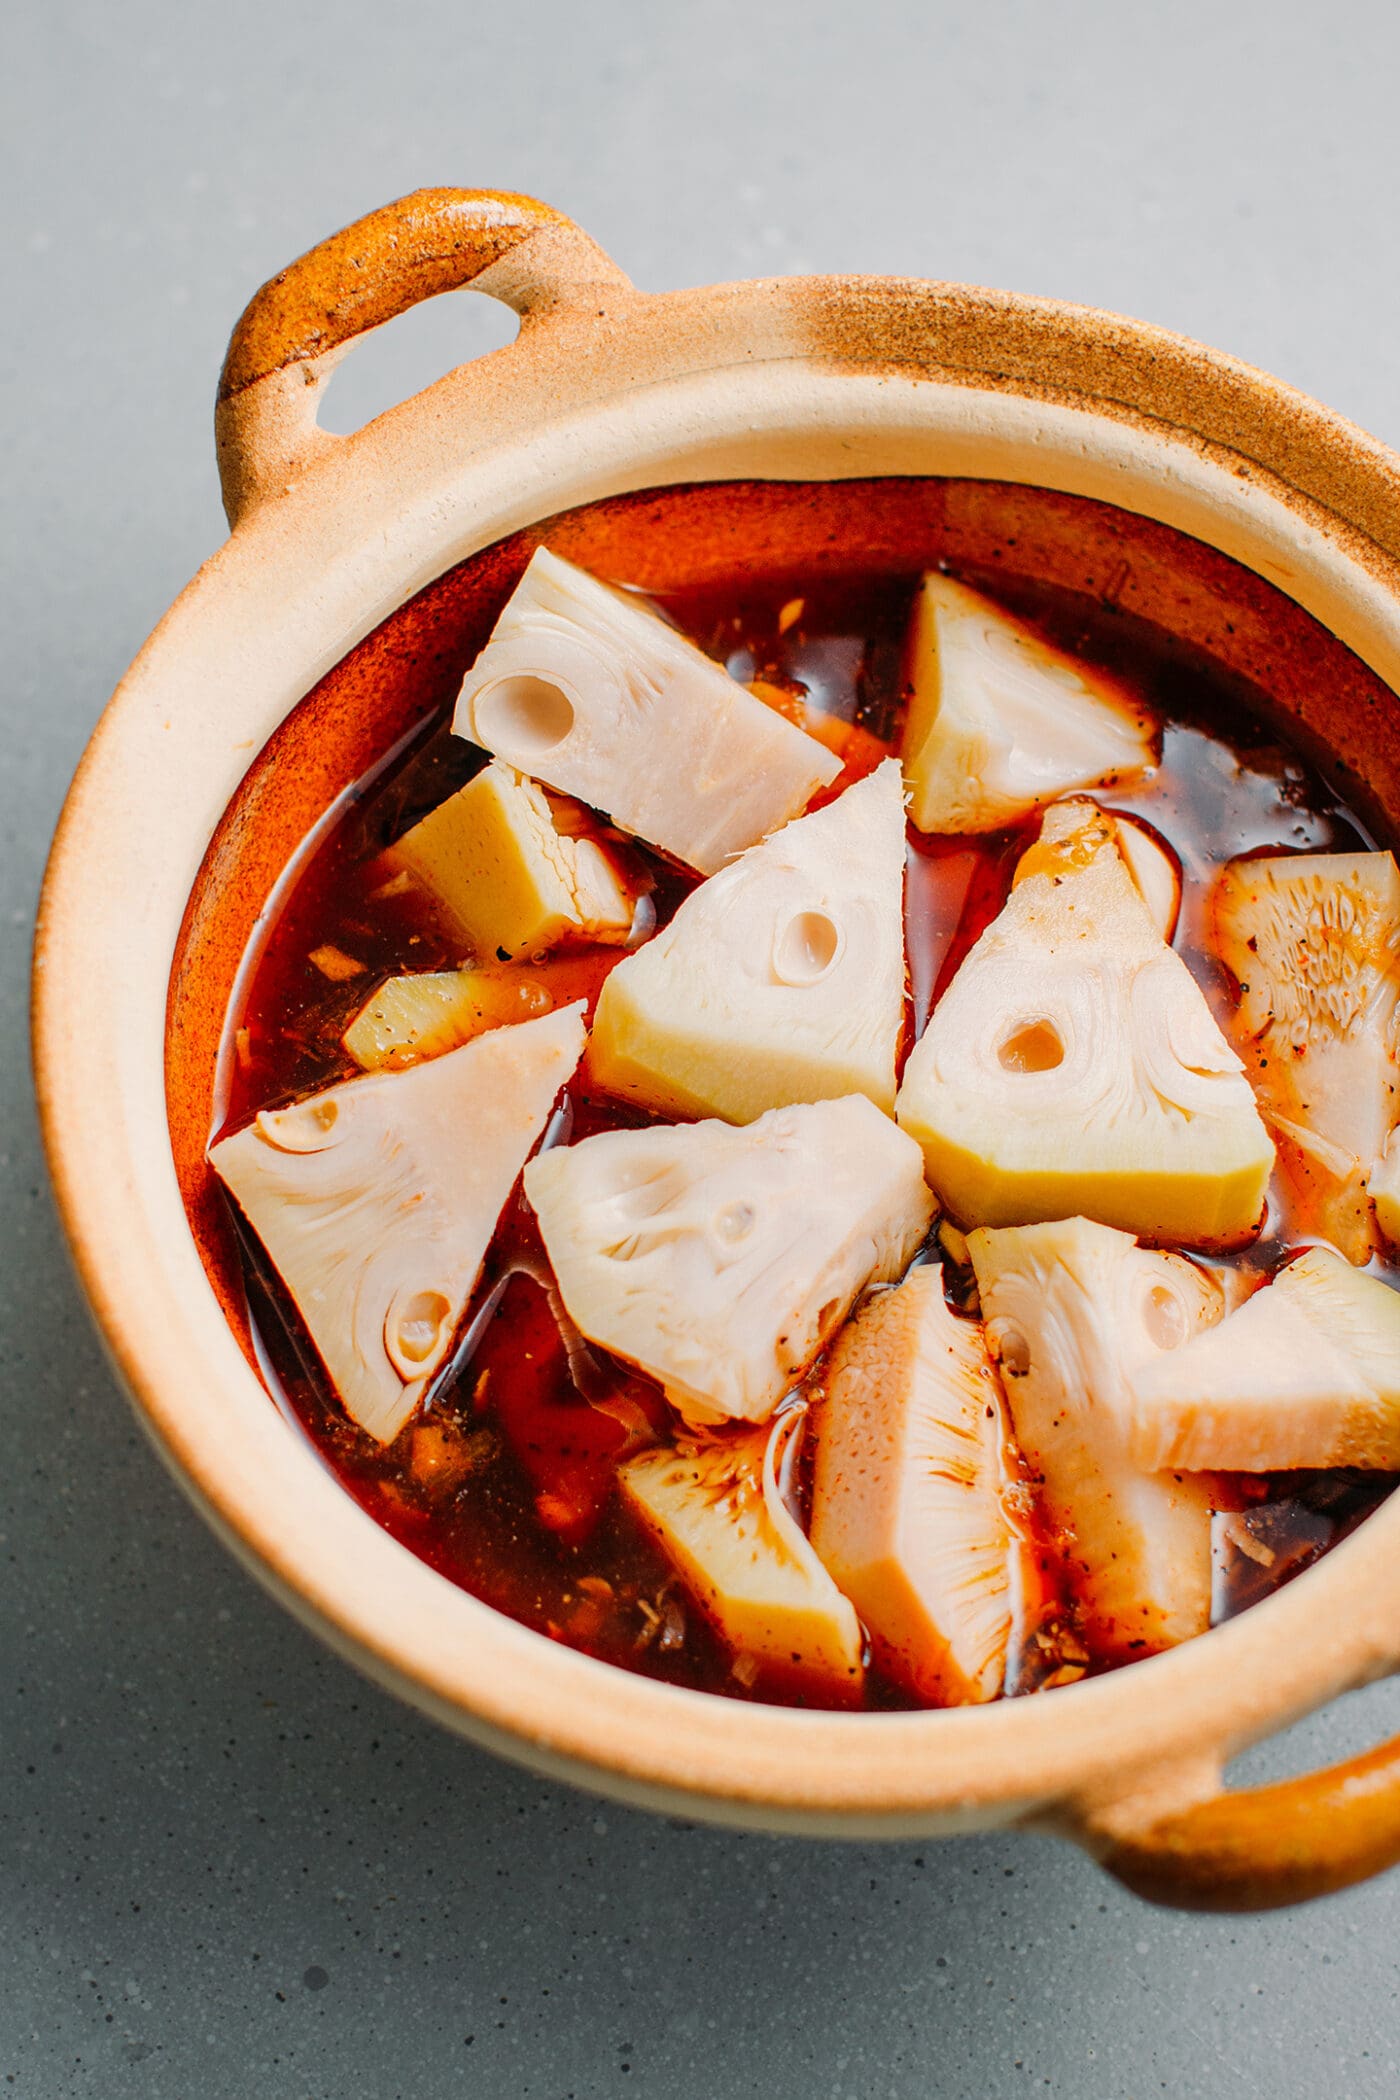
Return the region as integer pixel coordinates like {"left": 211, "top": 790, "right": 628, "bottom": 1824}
{"left": 33, "top": 188, "right": 1400, "bottom": 1909}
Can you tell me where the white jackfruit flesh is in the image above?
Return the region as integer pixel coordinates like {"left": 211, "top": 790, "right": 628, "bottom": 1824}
{"left": 900, "top": 573, "right": 1155, "bottom": 834}
{"left": 1111, "top": 813, "right": 1180, "bottom": 943}
{"left": 620, "top": 1411, "right": 864, "bottom": 1699}
{"left": 210, "top": 1004, "right": 586, "bottom": 1444}
{"left": 810, "top": 1266, "right": 1015, "bottom": 1704}
{"left": 524, "top": 1095, "right": 935, "bottom": 1424}
{"left": 968, "top": 1216, "right": 1223, "bottom": 1660}
{"left": 1129, "top": 1246, "right": 1400, "bottom": 1473}
{"left": 1213, "top": 852, "right": 1400, "bottom": 1262}
{"left": 343, "top": 967, "right": 554, "bottom": 1071}
{"left": 386, "top": 760, "right": 639, "bottom": 961}
{"left": 452, "top": 548, "right": 839, "bottom": 875}
{"left": 896, "top": 799, "right": 1275, "bottom": 1245}
{"left": 589, "top": 760, "right": 907, "bottom": 1122}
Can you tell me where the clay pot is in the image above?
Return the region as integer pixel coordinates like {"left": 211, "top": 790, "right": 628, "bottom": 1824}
{"left": 34, "top": 189, "right": 1400, "bottom": 1910}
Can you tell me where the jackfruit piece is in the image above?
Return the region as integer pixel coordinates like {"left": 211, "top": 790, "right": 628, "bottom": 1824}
{"left": 524, "top": 1096, "right": 934, "bottom": 1424}
{"left": 620, "top": 1411, "right": 864, "bottom": 1699}
{"left": 1128, "top": 1246, "right": 1400, "bottom": 1472}
{"left": 900, "top": 573, "right": 1155, "bottom": 834}
{"left": 1264, "top": 1111, "right": 1374, "bottom": 1267}
{"left": 1372, "top": 1129, "right": 1400, "bottom": 1247}
{"left": 452, "top": 548, "right": 840, "bottom": 875}
{"left": 968, "top": 1216, "right": 1223, "bottom": 1660}
{"left": 1213, "top": 852, "right": 1400, "bottom": 1262}
{"left": 588, "top": 760, "right": 907, "bottom": 1123}
{"left": 809, "top": 1266, "right": 1015, "bottom": 1704}
{"left": 343, "top": 967, "right": 553, "bottom": 1071}
{"left": 1110, "top": 813, "right": 1181, "bottom": 943}
{"left": 209, "top": 1004, "right": 586, "bottom": 1444}
{"left": 1012, "top": 804, "right": 1180, "bottom": 940}
{"left": 385, "top": 760, "right": 640, "bottom": 962}
{"left": 896, "top": 799, "right": 1275, "bottom": 1245}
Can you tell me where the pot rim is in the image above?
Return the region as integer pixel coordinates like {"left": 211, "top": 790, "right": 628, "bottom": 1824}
{"left": 33, "top": 245, "right": 1400, "bottom": 1840}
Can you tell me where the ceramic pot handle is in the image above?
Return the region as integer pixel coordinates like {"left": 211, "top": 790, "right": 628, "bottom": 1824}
{"left": 215, "top": 187, "right": 633, "bottom": 524}
{"left": 1074, "top": 1727, "right": 1400, "bottom": 1910}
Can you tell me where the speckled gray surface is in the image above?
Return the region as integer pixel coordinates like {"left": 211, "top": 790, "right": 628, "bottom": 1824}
{"left": 8, "top": 3, "right": 1400, "bottom": 2093}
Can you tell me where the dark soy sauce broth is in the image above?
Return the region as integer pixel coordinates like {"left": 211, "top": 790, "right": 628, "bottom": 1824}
{"left": 214, "top": 561, "right": 1400, "bottom": 1710}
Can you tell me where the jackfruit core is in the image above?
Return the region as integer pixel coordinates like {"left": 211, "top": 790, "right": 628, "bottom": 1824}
{"left": 897, "top": 801, "right": 1275, "bottom": 1244}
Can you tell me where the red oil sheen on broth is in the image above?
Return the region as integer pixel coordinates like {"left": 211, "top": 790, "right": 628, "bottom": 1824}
{"left": 214, "top": 563, "right": 1399, "bottom": 1710}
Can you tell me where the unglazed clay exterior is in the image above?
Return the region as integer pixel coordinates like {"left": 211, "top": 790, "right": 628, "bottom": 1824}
{"left": 33, "top": 190, "right": 1400, "bottom": 1911}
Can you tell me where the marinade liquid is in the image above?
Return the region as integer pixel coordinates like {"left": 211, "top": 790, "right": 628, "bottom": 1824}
{"left": 214, "top": 561, "right": 1399, "bottom": 1711}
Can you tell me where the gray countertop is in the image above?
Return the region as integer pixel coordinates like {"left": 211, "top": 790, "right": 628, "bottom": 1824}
{"left": 7, "top": 4, "right": 1400, "bottom": 2093}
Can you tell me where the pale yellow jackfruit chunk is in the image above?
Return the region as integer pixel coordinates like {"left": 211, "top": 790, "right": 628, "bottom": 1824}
{"left": 386, "top": 760, "right": 638, "bottom": 961}
{"left": 452, "top": 548, "right": 840, "bottom": 875}
{"left": 1129, "top": 1247, "right": 1400, "bottom": 1473}
{"left": 524, "top": 1096, "right": 935, "bottom": 1424}
{"left": 810, "top": 1266, "right": 1015, "bottom": 1704}
{"left": 897, "top": 800, "right": 1275, "bottom": 1245}
{"left": 589, "top": 760, "right": 907, "bottom": 1123}
{"left": 1213, "top": 852, "right": 1400, "bottom": 1262}
{"left": 343, "top": 968, "right": 553, "bottom": 1071}
{"left": 968, "top": 1216, "right": 1224, "bottom": 1660}
{"left": 620, "top": 1411, "right": 864, "bottom": 1700}
{"left": 210, "top": 1004, "right": 586, "bottom": 1444}
{"left": 900, "top": 573, "right": 1155, "bottom": 835}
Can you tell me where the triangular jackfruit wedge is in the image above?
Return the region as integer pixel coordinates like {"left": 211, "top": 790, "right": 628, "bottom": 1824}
{"left": 343, "top": 967, "right": 554, "bottom": 1071}
{"left": 386, "top": 760, "right": 640, "bottom": 962}
{"left": 524, "top": 1096, "right": 934, "bottom": 1424}
{"left": 968, "top": 1216, "right": 1223, "bottom": 1661}
{"left": 620, "top": 1412, "right": 864, "bottom": 1700}
{"left": 1129, "top": 1246, "right": 1400, "bottom": 1472}
{"left": 452, "top": 549, "right": 840, "bottom": 875}
{"left": 588, "top": 761, "right": 908, "bottom": 1122}
{"left": 210, "top": 1004, "right": 586, "bottom": 1444}
{"left": 896, "top": 800, "right": 1275, "bottom": 1245}
{"left": 1213, "top": 852, "right": 1400, "bottom": 1262}
{"left": 900, "top": 574, "right": 1156, "bottom": 834}
{"left": 809, "top": 1266, "right": 1015, "bottom": 1704}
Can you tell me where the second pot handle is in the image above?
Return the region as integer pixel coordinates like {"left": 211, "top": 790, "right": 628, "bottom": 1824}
{"left": 1072, "top": 1725, "right": 1400, "bottom": 1910}
{"left": 215, "top": 187, "right": 633, "bottom": 524}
